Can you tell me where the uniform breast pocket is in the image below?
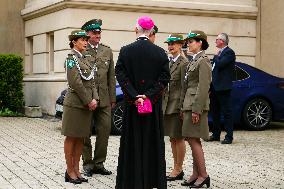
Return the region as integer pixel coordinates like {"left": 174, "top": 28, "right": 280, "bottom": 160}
{"left": 99, "top": 58, "right": 110, "bottom": 69}
{"left": 187, "top": 63, "right": 198, "bottom": 76}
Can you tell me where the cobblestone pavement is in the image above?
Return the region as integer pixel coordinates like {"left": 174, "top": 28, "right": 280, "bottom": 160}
{"left": 0, "top": 117, "right": 284, "bottom": 189}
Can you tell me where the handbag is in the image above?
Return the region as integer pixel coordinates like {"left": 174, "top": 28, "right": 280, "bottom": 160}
{"left": 137, "top": 98, "right": 152, "bottom": 114}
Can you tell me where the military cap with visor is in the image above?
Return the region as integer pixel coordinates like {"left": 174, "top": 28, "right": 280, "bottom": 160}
{"left": 81, "top": 19, "right": 102, "bottom": 32}
{"left": 165, "top": 34, "right": 184, "bottom": 44}
{"left": 68, "top": 30, "right": 90, "bottom": 41}
{"left": 186, "top": 30, "right": 209, "bottom": 49}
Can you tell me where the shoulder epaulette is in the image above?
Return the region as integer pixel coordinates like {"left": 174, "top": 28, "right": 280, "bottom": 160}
{"left": 100, "top": 43, "right": 110, "bottom": 48}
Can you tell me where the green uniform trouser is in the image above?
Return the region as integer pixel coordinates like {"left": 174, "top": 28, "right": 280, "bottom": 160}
{"left": 82, "top": 106, "right": 111, "bottom": 170}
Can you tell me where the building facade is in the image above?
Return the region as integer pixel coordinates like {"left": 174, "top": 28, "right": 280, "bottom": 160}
{"left": 1, "top": 0, "right": 283, "bottom": 115}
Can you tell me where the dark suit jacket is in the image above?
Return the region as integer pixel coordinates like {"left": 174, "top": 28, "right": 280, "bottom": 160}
{"left": 211, "top": 46, "right": 236, "bottom": 91}
{"left": 115, "top": 37, "right": 170, "bottom": 104}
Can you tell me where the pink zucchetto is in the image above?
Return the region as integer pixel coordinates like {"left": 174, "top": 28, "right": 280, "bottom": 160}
{"left": 137, "top": 16, "right": 154, "bottom": 30}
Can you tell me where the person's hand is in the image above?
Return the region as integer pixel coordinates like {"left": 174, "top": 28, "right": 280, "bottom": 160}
{"left": 111, "top": 102, "right": 116, "bottom": 109}
{"left": 88, "top": 99, "right": 97, "bottom": 110}
{"left": 135, "top": 97, "right": 144, "bottom": 106}
{"left": 192, "top": 112, "right": 200, "bottom": 124}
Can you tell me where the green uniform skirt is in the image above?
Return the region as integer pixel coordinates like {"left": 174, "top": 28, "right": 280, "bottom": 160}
{"left": 61, "top": 105, "right": 92, "bottom": 137}
{"left": 164, "top": 113, "right": 183, "bottom": 139}
{"left": 182, "top": 110, "right": 209, "bottom": 140}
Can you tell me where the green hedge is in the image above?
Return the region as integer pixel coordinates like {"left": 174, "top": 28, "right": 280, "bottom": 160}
{"left": 0, "top": 54, "right": 24, "bottom": 112}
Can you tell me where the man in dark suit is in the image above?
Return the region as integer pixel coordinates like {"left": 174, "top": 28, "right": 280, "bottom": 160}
{"left": 115, "top": 16, "right": 170, "bottom": 189}
{"left": 208, "top": 33, "right": 236, "bottom": 144}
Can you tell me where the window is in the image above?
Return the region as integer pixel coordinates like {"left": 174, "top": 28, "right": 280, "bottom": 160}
{"left": 234, "top": 65, "right": 249, "bottom": 81}
{"left": 49, "top": 32, "right": 54, "bottom": 72}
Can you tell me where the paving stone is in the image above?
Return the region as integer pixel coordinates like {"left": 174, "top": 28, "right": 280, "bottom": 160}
{"left": 0, "top": 117, "right": 284, "bottom": 188}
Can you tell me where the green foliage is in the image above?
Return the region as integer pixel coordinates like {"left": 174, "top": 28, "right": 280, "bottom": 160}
{"left": 0, "top": 54, "right": 24, "bottom": 112}
{"left": 0, "top": 108, "right": 23, "bottom": 117}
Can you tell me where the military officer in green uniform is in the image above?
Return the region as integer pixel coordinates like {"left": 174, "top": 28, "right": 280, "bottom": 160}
{"left": 62, "top": 30, "right": 99, "bottom": 184}
{"left": 81, "top": 19, "right": 116, "bottom": 176}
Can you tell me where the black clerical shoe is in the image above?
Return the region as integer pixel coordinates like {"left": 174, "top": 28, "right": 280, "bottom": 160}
{"left": 83, "top": 169, "right": 94, "bottom": 177}
{"left": 206, "top": 135, "right": 220, "bottom": 142}
{"left": 93, "top": 167, "right": 112, "bottom": 175}
{"left": 221, "top": 139, "right": 232, "bottom": 144}
{"left": 166, "top": 171, "right": 184, "bottom": 181}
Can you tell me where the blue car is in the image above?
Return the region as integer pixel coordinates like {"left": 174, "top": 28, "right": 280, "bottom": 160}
{"left": 111, "top": 62, "right": 284, "bottom": 134}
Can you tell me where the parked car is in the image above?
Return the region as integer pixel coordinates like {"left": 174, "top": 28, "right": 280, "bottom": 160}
{"left": 56, "top": 62, "right": 284, "bottom": 134}
{"left": 55, "top": 84, "right": 124, "bottom": 135}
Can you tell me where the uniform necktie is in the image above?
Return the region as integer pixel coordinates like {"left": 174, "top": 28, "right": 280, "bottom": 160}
{"left": 169, "top": 59, "right": 174, "bottom": 69}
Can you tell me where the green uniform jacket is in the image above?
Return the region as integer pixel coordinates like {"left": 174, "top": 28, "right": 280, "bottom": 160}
{"left": 181, "top": 51, "right": 212, "bottom": 114}
{"left": 63, "top": 49, "right": 99, "bottom": 109}
{"left": 83, "top": 43, "right": 116, "bottom": 107}
{"left": 163, "top": 55, "right": 188, "bottom": 114}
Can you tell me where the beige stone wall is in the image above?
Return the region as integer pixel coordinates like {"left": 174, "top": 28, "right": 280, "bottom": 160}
{"left": 257, "top": 0, "right": 284, "bottom": 77}
{"left": 0, "top": 0, "right": 25, "bottom": 56}
{"left": 21, "top": 0, "right": 259, "bottom": 114}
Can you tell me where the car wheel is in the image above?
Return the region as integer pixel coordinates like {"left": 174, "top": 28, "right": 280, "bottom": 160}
{"left": 242, "top": 98, "right": 272, "bottom": 130}
{"left": 111, "top": 101, "right": 124, "bottom": 135}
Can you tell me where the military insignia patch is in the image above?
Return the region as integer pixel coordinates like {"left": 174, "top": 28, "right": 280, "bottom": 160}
{"left": 67, "top": 59, "right": 75, "bottom": 69}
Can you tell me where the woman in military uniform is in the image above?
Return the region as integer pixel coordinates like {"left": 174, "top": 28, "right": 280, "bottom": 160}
{"left": 163, "top": 34, "right": 188, "bottom": 181}
{"left": 61, "top": 30, "right": 99, "bottom": 184}
{"left": 180, "top": 31, "right": 211, "bottom": 188}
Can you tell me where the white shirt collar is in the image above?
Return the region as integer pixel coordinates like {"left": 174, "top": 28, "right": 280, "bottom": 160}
{"left": 172, "top": 54, "right": 181, "bottom": 62}
{"left": 192, "top": 51, "right": 203, "bottom": 60}
{"left": 73, "top": 48, "right": 83, "bottom": 58}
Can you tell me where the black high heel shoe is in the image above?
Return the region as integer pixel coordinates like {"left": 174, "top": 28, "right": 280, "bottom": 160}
{"left": 78, "top": 176, "right": 88, "bottom": 182}
{"left": 65, "top": 171, "right": 82, "bottom": 184}
{"left": 166, "top": 171, "right": 184, "bottom": 181}
{"left": 190, "top": 176, "right": 210, "bottom": 188}
{"left": 181, "top": 178, "right": 197, "bottom": 186}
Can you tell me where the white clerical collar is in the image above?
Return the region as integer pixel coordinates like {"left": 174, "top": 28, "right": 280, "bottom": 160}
{"left": 89, "top": 42, "right": 98, "bottom": 49}
{"left": 192, "top": 51, "right": 203, "bottom": 60}
{"left": 172, "top": 54, "right": 181, "bottom": 62}
{"left": 137, "top": 34, "right": 149, "bottom": 40}
{"left": 73, "top": 48, "right": 83, "bottom": 58}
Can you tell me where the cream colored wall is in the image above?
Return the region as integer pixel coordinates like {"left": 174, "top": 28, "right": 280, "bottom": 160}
{"left": 0, "top": 0, "right": 25, "bottom": 56}
{"left": 257, "top": 0, "right": 284, "bottom": 77}
{"left": 21, "top": 0, "right": 258, "bottom": 114}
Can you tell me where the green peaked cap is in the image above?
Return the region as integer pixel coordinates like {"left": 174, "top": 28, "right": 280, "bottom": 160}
{"left": 68, "top": 30, "right": 89, "bottom": 41}
{"left": 81, "top": 19, "right": 102, "bottom": 32}
{"left": 165, "top": 34, "right": 184, "bottom": 43}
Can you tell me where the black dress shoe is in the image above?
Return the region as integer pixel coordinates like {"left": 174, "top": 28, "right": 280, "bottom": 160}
{"left": 78, "top": 176, "right": 88, "bottom": 182}
{"left": 83, "top": 169, "right": 94, "bottom": 177}
{"left": 65, "top": 171, "right": 82, "bottom": 184}
{"left": 166, "top": 171, "right": 184, "bottom": 181}
{"left": 221, "top": 139, "right": 232, "bottom": 144}
{"left": 190, "top": 176, "right": 210, "bottom": 188}
{"left": 181, "top": 178, "right": 197, "bottom": 186}
{"left": 93, "top": 167, "right": 112, "bottom": 175}
{"left": 206, "top": 135, "right": 220, "bottom": 142}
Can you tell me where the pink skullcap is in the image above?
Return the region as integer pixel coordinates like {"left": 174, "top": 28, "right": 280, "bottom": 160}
{"left": 137, "top": 16, "right": 154, "bottom": 30}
